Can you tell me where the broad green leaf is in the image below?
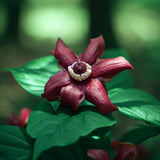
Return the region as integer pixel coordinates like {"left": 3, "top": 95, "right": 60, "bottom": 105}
{"left": 27, "top": 111, "right": 70, "bottom": 138}
{"left": 50, "top": 100, "right": 61, "bottom": 113}
{"left": 118, "top": 105, "right": 160, "bottom": 125}
{"left": 120, "top": 125, "right": 160, "bottom": 145}
{"left": 109, "top": 88, "right": 160, "bottom": 125}
{"left": 33, "top": 100, "right": 55, "bottom": 114}
{"left": 106, "top": 70, "right": 134, "bottom": 90}
{"left": 9, "top": 55, "right": 60, "bottom": 96}
{"left": 109, "top": 88, "right": 160, "bottom": 105}
{"left": 0, "top": 125, "right": 33, "bottom": 160}
{"left": 27, "top": 110, "right": 116, "bottom": 160}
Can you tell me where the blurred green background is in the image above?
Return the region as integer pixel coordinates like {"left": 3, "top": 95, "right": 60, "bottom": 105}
{"left": 0, "top": 0, "right": 160, "bottom": 159}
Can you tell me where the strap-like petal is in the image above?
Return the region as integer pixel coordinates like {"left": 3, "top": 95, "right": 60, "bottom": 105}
{"left": 85, "top": 79, "right": 118, "bottom": 114}
{"left": 42, "top": 71, "right": 71, "bottom": 101}
{"left": 80, "top": 35, "right": 105, "bottom": 65}
{"left": 87, "top": 149, "right": 111, "bottom": 160}
{"left": 60, "top": 85, "right": 85, "bottom": 111}
{"left": 52, "top": 38, "right": 77, "bottom": 69}
{"left": 92, "top": 56, "right": 133, "bottom": 82}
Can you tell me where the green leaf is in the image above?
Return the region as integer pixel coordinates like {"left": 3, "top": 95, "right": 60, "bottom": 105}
{"left": 120, "top": 125, "right": 160, "bottom": 145}
{"left": 109, "top": 88, "right": 160, "bottom": 105}
{"left": 118, "top": 105, "right": 160, "bottom": 125}
{"left": 33, "top": 100, "right": 55, "bottom": 114}
{"left": 0, "top": 125, "right": 33, "bottom": 160}
{"left": 9, "top": 55, "right": 60, "bottom": 97}
{"left": 50, "top": 100, "right": 61, "bottom": 113}
{"left": 109, "top": 88, "right": 160, "bottom": 125}
{"left": 27, "top": 110, "right": 116, "bottom": 160}
{"left": 106, "top": 70, "right": 134, "bottom": 90}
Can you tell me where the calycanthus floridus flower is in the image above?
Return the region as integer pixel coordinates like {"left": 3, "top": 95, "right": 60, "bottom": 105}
{"left": 42, "top": 35, "right": 133, "bottom": 114}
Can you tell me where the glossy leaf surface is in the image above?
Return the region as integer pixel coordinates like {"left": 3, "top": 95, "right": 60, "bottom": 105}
{"left": 109, "top": 88, "right": 160, "bottom": 125}
{"left": 27, "top": 110, "right": 116, "bottom": 160}
{"left": 0, "top": 125, "right": 32, "bottom": 160}
{"left": 9, "top": 55, "right": 60, "bottom": 96}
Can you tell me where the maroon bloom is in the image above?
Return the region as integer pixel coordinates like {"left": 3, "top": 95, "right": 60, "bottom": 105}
{"left": 87, "top": 149, "right": 111, "bottom": 160}
{"left": 87, "top": 141, "right": 137, "bottom": 160}
{"left": 42, "top": 36, "right": 133, "bottom": 114}
{"left": 9, "top": 108, "right": 31, "bottom": 128}
{"left": 111, "top": 141, "right": 137, "bottom": 160}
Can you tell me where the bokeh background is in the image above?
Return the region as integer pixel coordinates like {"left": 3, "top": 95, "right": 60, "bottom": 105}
{"left": 0, "top": 0, "right": 160, "bottom": 159}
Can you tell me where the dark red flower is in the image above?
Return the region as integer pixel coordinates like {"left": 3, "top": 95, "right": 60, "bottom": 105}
{"left": 87, "top": 141, "right": 137, "bottom": 160}
{"left": 9, "top": 108, "right": 31, "bottom": 128}
{"left": 87, "top": 149, "right": 111, "bottom": 160}
{"left": 111, "top": 141, "right": 137, "bottom": 160}
{"left": 42, "top": 36, "right": 133, "bottom": 114}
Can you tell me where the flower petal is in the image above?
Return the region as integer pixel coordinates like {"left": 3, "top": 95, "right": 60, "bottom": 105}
{"left": 92, "top": 56, "right": 133, "bottom": 81}
{"left": 85, "top": 79, "right": 118, "bottom": 114}
{"left": 19, "top": 108, "right": 31, "bottom": 128}
{"left": 111, "top": 141, "right": 137, "bottom": 160}
{"left": 87, "top": 149, "right": 111, "bottom": 160}
{"left": 42, "top": 71, "right": 72, "bottom": 101}
{"left": 80, "top": 35, "right": 105, "bottom": 65}
{"left": 60, "top": 85, "right": 85, "bottom": 112}
{"left": 52, "top": 38, "right": 77, "bottom": 69}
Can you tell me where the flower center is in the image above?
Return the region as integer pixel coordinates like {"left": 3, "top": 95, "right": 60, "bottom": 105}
{"left": 68, "top": 61, "right": 92, "bottom": 81}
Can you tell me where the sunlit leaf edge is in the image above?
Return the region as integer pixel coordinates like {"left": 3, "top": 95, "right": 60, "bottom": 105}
{"left": 108, "top": 88, "right": 160, "bottom": 125}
